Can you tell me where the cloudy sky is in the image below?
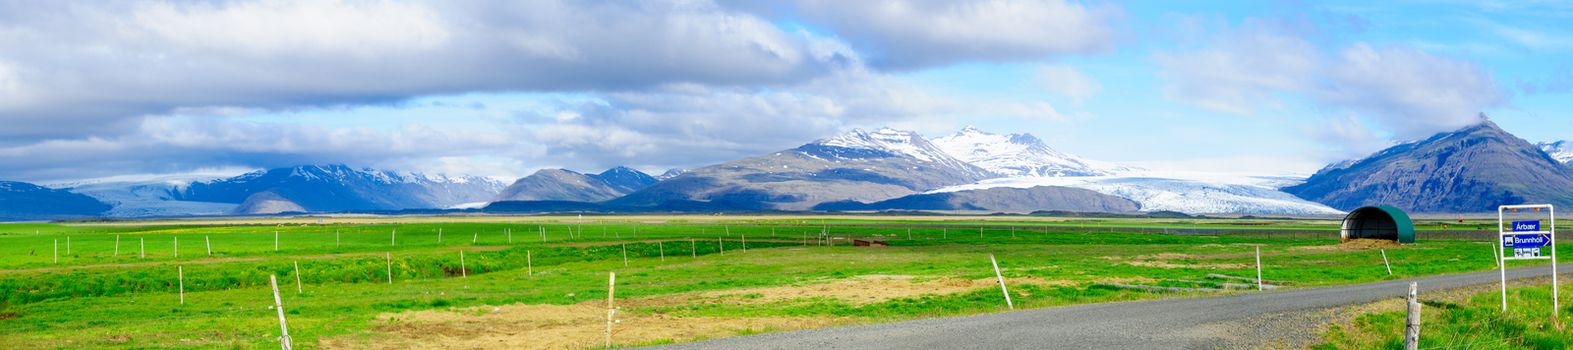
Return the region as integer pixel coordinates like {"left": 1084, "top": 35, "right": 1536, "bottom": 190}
{"left": 1, "top": 0, "right": 1569, "bottom": 183}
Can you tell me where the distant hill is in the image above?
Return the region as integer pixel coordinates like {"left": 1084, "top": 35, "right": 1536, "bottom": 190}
{"left": 492, "top": 166, "right": 658, "bottom": 202}
{"left": 814, "top": 185, "right": 1140, "bottom": 213}
{"left": 0, "top": 181, "right": 111, "bottom": 221}
{"left": 169, "top": 164, "right": 506, "bottom": 214}
{"left": 612, "top": 128, "right": 994, "bottom": 210}
{"left": 1285, "top": 118, "right": 1573, "bottom": 213}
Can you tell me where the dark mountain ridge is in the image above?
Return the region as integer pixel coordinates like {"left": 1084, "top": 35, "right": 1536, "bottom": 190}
{"left": 1285, "top": 118, "right": 1573, "bottom": 213}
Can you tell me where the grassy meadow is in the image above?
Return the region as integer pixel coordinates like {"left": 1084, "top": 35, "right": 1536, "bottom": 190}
{"left": 0, "top": 215, "right": 1547, "bottom": 349}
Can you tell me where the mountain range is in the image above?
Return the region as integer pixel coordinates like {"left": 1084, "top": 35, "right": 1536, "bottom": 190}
{"left": 169, "top": 164, "right": 506, "bottom": 214}
{"left": 0, "top": 181, "right": 111, "bottom": 221}
{"left": 609, "top": 128, "right": 994, "bottom": 210}
{"left": 2, "top": 119, "right": 1570, "bottom": 220}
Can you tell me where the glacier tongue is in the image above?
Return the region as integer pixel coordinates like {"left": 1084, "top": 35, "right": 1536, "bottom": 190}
{"left": 930, "top": 174, "right": 1341, "bottom": 216}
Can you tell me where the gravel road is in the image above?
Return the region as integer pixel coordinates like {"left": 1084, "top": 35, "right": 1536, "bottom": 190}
{"left": 647, "top": 264, "right": 1569, "bottom": 349}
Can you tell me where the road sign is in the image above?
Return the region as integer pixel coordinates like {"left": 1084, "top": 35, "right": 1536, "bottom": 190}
{"left": 1498, "top": 204, "right": 1557, "bottom": 315}
{"left": 1503, "top": 233, "right": 1552, "bottom": 248}
{"left": 1512, "top": 220, "right": 1541, "bottom": 232}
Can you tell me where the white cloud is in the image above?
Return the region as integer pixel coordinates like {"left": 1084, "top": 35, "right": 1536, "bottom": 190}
{"left": 1035, "top": 64, "right": 1102, "bottom": 105}
{"left": 1152, "top": 21, "right": 1320, "bottom": 115}
{"left": 1153, "top": 19, "right": 1508, "bottom": 141}
{"left": 0, "top": 116, "right": 525, "bottom": 182}
{"left": 786, "top": 0, "right": 1120, "bottom": 69}
{"left": 0, "top": 0, "right": 850, "bottom": 143}
{"left": 1318, "top": 44, "right": 1508, "bottom": 137}
{"left": 529, "top": 68, "right": 954, "bottom": 171}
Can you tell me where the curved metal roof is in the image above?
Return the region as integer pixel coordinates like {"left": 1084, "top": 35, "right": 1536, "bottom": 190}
{"left": 1342, "top": 205, "right": 1415, "bottom": 243}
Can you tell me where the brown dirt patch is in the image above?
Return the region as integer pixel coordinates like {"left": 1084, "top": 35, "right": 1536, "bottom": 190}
{"left": 1105, "top": 254, "right": 1251, "bottom": 269}
{"left": 627, "top": 275, "right": 1073, "bottom": 307}
{"left": 321, "top": 303, "right": 849, "bottom": 350}
{"left": 1294, "top": 239, "right": 1402, "bottom": 252}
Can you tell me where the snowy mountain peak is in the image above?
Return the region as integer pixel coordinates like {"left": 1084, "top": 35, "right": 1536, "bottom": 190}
{"left": 1539, "top": 141, "right": 1573, "bottom": 165}
{"left": 931, "top": 127, "right": 1123, "bottom": 177}
{"left": 815, "top": 127, "right": 951, "bottom": 163}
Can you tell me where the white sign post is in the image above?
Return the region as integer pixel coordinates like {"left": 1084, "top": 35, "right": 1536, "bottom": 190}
{"left": 1498, "top": 204, "right": 1557, "bottom": 314}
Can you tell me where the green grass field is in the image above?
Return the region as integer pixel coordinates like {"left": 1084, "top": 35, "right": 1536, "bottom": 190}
{"left": 0, "top": 216, "right": 1551, "bottom": 349}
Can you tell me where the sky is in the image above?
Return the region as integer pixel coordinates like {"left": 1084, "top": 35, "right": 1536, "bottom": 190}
{"left": 0, "top": 0, "right": 1569, "bottom": 184}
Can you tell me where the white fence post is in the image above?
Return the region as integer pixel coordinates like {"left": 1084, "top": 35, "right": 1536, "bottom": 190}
{"left": 1256, "top": 246, "right": 1264, "bottom": 291}
{"left": 460, "top": 250, "right": 467, "bottom": 278}
{"left": 115, "top": 235, "right": 120, "bottom": 257}
{"left": 174, "top": 236, "right": 178, "bottom": 258}
{"left": 386, "top": 253, "right": 393, "bottom": 284}
{"left": 294, "top": 261, "right": 303, "bottom": 294}
{"left": 527, "top": 250, "right": 533, "bottom": 277}
{"left": 622, "top": 244, "right": 629, "bottom": 267}
{"left": 270, "top": 275, "right": 294, "bottom": 350}
{"left": 140, "top": 237, "right": 146, "bottom": 259}
{"left": 990, "top": 254, "right": 1013, "bottom": 310}
{"left": 1381, "top": 249, "right": 1393, "bottom": 276}
{"left": 605, "top": 272, "right": 617, "bottom": 348}
{"left": 53, "top": 239, "right": 57, "bottom": 264}
{"left": 178, "top": 265, "right": 185, "bottom": 305}
{"left": 206, "top": 236, "right": 212, "bottom": 256}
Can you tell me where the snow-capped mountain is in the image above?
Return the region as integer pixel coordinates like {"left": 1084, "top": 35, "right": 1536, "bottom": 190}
{"left": 171, "top": 164, "right": 507, "bottom": 214}
{"left": 931, "top": 126, "right": 1130, "bottom": 177}
{"left": 613, "top": 127, "right": 992, "bottom": 210}
{"left": 493, "top": 166, "right": 658, "bottom": 202}
{"left": 1539, "top": 141, "right": 1573, "bottom": 165}
{"left": 812, "top": 127, "right": 992, "bottom": 177}
{"left": 931, "top": 174, "right": 1342, "bottom": 215}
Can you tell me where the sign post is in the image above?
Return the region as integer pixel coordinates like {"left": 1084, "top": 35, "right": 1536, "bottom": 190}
{"left": 1498, "top": 204, "right": 1557, "bottom": 314}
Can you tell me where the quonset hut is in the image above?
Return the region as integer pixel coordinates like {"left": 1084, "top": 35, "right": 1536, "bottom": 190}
{"left": 1340, "top": 205, "right": 1415, "bottom": 243}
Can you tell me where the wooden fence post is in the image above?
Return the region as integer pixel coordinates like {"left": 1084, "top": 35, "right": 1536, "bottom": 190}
{"left": 605, "top": 272, "right": 617, "bottom": 348}
{"left": 1405, "top": 282, "right": 1421, "bottom": 350}
{"left": 621, "top": 244, "right": 628, "bottom": 267}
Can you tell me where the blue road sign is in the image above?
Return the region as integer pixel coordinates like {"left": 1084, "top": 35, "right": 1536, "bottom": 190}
{"left": 1513, "top": 220, "right": 1542, "bottom": 232}
{"left": 1503, "top": 234, "right": 1552, "bottom": 248}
